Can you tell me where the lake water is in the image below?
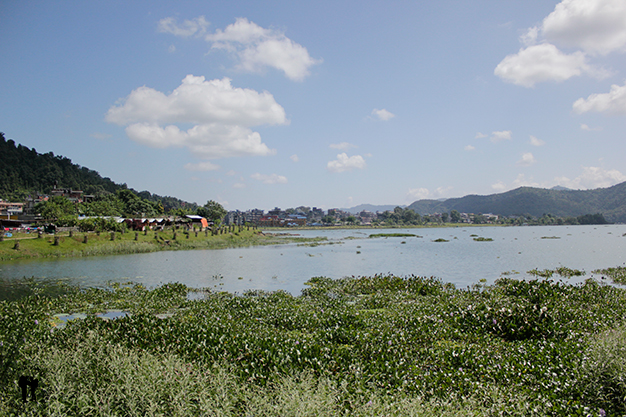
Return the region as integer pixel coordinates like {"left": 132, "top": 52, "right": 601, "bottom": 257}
{"left": 1, "top": 225, "right": 625, "bottom": 295}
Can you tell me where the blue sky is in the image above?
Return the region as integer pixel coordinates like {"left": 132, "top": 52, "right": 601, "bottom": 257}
{"left": 1, "top": 1, "right": 625, "bottom": 211}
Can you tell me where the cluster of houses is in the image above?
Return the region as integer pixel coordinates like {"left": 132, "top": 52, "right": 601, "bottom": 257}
{"left": 222, "top": 207, "right": 499, "bottom": 227}
{"left": 2, "top": 184, "right": 499, "bottom": 230}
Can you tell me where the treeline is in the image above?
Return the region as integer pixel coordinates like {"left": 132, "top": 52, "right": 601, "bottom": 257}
{"left": 0, "top": 132, "right": 194, "bottom": 212}
{"left": 361, "top": 207, "right": 609, "bottom": 226}
{"left": 35, "top": 193, "right": 227, "bottom": 228}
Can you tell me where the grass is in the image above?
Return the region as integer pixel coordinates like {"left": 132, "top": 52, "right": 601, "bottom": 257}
{"left": 0, "top": 229, "right": 321, "bottom": 262}
{"left": 2, "top": 274, "right": 625, "bottom": 415}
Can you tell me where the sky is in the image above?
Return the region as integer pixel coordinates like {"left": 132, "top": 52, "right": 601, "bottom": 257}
{"left": 1, "top": 0, "right": 626, "bottom": 211}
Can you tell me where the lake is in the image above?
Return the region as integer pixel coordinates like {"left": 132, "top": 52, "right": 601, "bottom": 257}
{"left": 1, "top": 225, "right": 625, "bottom": 295}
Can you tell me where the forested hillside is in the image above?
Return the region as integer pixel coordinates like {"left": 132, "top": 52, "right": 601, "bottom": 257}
{"left": 408, "top": 183, "right": 626, "bottom": 223}
{"left": 0, "top": 132, "right": 195, "bottom": 212}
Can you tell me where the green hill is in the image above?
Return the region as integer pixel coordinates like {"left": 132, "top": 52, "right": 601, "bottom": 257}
{"left": 0, "top": 132, "right": 195, "bottom": 212}
{"left": 408, "top": 183, "right": 626, "bottom": 223}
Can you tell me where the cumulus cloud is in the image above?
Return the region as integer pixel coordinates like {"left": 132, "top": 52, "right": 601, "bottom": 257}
{"left": 371, "top": 108, "right": 395, "bottom": 121}
{"left": 464, "top": 145, "right": 475, "bottom": 151}
{"left": 475, "top": 132, "right": 488, "bottom": 139}
{"left": 329, "top": 142, "right": 357, "bottom": 151}
{"left": 290, "top": 154, "right": 299, "bottom": 162}
{"left": 205, "top": 18, "right": 321, "bottom": 81}
{"left": 106, "top": 75, "right": 286, "bottom": 160}
{"left": 495, "top": 0, "right": 622, "bottom": 87}
{"left": 517, "top": 152, "right": 537, "bottom": 166}
{"left": 327, "top": 153, "right": 366, "bottom": 173}
{"left": 573, "top": 82, "right": 626, "bottom": 114}
{"left": 530, "top": 135, "right": 545, "bottom": 146}
{"left": 554, "top": 166, "right": 626, "bottom": 189}
{"left": 542, "top": 0, "right": 626, "bottom": 56}
{"left": 158, "top": 16, "right": 209, "bottom": 38}
{"left": 184, "top": 161, "right": 220, "bottom": 171}
{"left": 490, "top": 130, "right": 512, "bottom": 143}
{"left": 512, "top": 174, "right": 541, "bottom": 188}
{"left": 407, "top": 188, "right": 430, "bottom": 200}
{"left": 491, "top": 181, "right": 507, "bottom": 192}
{"left": 494, "top": 44, "right": 591, "bottom": 87}
{"left": 250, "top": 173, "right": 288, "bottom": 184}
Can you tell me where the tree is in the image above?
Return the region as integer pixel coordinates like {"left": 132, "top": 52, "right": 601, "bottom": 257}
{"left": 202, "top": 200, "right": 227, "bottom": 225}
{"left": 441, "top": 212, "right": 449, "bottom": 223}
{"left": 450, "top": 210, "right": 461, "bottom": 223}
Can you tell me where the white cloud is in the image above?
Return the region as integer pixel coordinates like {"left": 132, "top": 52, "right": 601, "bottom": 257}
{"left": 205, "top": 18, "right": 321, "bottom": 81}
{"left": 329, "top": 142, "right": 357, "bottom": 151}
{"left": 290, "top": 154, "right": 299, "bottom": 162}
{"left": 327, "top": 153, "right": 366, "bottom": 173}
{"left": 250, "top": 173, "right": 288, "bottom": 184}
{"left": 475, "top": 132, "right": 488, "bottom": 139}
{"left": 106, "top": 75, "right": 286, "bottom": 160}
{"left": 512, "top": 174, "right": 541, "bottom": 188}
{"left": 184, "top": 161, "right": 220, "bottom": 171}
{"left": 521, "top": 26, "right": 540, "bottom": 46}
{"left": 529, "top": 135, "right": 545, "bottom": 146}
{"left": 554, "top": 166, "right": 626, "bottom": 189}
{"left": 491, "top": 181, "right": 507, "bottom": 192}
{"left": 542, "top": 0, "right": 626, "bottom": 56}
{"left": 490, "top": 130, "right": 512, "bottom": 143}
{"left": 517, "top": 152, "right": 537, "bottom": 166}
{"left": 371, "top": 108, "right": 395, "bottom": 121}
{"left": 494, "top": 43, "right": 591, "bottom": 87}
{"left": 407, "top": 188, "right": 430, "bottom": 201}
{"left": 168, "top": 45, "right": 176, "bottom": 53}
{"left": 233, "top": 182, "right": 246, "bottom": 189}
{"left": 464, "top": 145, "right": 475, "bottom": 151}
{"left": 581, "top": 123, "right": 602, "bottom": 131}
{"left": 158, "top": 16, "right": 209, "bottom": 38}
{"left": 496, "top": 0, "right": 623, "bottom": 88}
{"left": 573, "top": 82, "right": 626, "bottom": 114}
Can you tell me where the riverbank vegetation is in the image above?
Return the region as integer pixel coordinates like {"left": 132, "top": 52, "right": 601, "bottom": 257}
{"left": 0, "top": 229, "right": 317, "bottom": 262}
{"left": 2, "top": 274, "right": 624, "bottom": 415}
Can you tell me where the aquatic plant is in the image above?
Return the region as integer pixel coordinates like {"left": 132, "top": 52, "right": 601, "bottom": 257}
{"left": 1, "top": 274, "right": 625, "bottom": 415}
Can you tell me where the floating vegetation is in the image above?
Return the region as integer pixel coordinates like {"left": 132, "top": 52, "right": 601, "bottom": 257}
{"left": 593, "top": 266, "right": 626, "bottom": 285}
{"left": 432, "top": 238, "right": 449, "bottom": 242}
{"left": 501, "top": 270, "right": 521, "bottom": 276}
{"left": 2, "top": 276, "right": 626, "bottom": 415}
{"left": 541, "top": 236, "right": 561, "bottom": 239}
{"left": 369, "top": 233, "right": 416, "bottom": 238}
{"left": 528, "top": 267, "right": 585, "bottom": 278}
{"left": 470, "top": 234, "right": 478, "bottom": 237}
{"left": 473, "top": 237, "right": 493, "bottom": 242}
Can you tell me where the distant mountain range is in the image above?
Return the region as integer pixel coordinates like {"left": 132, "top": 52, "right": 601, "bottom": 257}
{"left": 344, "top": 183, "right": 626, "bottom": 223}
{"left": 405, "top": 183, "right": 626, "bottom": 223}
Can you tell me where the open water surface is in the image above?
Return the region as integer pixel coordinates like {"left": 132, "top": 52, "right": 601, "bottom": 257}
{"left": 1, "top": 225, "right": 625, "bottom": 294}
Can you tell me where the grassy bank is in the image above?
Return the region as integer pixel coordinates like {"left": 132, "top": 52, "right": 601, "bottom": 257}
{"left": 0, "top": 229, "right": 319, "bottom": 262}
{"left": 1, "top": 275, "right": 625, "bottom": 416}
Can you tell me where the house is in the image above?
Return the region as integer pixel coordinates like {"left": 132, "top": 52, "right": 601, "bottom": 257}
{"left": 0, "top": 200, "right": 24, "bottom": 219}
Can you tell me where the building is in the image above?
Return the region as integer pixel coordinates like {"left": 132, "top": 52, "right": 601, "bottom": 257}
{"left": 0, "top": 200, "right": 24, "bottom": 219}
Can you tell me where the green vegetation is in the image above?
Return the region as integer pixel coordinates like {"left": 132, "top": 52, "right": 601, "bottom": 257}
{"left": 0, "top": 229, "right": 315, "bottom": 262}
{"left": 433, "top": 238, "right": 449, "bottom": 242}
{"left": 408, "top": 183, "right": 626, "bottom": 224}
{"left": 527, "top": 267, "right": 586, "bottom": 279}
{"left": 1, "top": 275, "right": 625, "bottom": 415}
{"left": 472, "top": 237, "right": 493, "bottom": 242}
{"left": 369, "top": 233, "right": 416, "bottom": 238}
{"left": 0, "top": 132, "right": 194, "bottom": 212}
{"left": 593, "top": 267, "right": 626, "bottom": 285}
